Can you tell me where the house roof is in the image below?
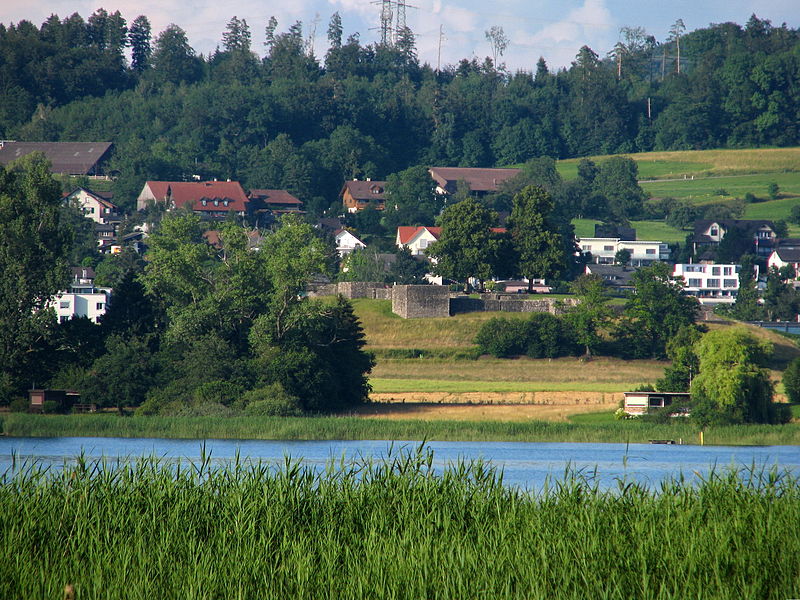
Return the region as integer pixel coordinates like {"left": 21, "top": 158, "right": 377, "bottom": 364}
{"left": 692, "top": 219, "right": 775, "bottom": 243}
{"left": 248, "top": 189, "right": 303, "bottom": 206}
{"left": 585, "top": 264, "right": 636, "bottom": 286}
{"left": 397, "top": 226, "right": 442, "bottom": 245}
{"left": 428, "top": 167, "right": 521, "bottom": 193}
{"left": 0, "top": 142, "right": 113, "bottom": 175}
{"left": 334, "top": 229, "right": 366, "bottom": 245}
{"left": 145, "top": 181, "right": 250, "bottom": 212}
{"left": 341, "top": 180, "right": 388, "bottom": 201}
{"left": 66, "top": 187, "right": 118, "bottom": 211}
{"left": 772, "top": 248, "right": 800, "bottom": 263}
{"left": 71, "top": 267, "right": 96, "bottom": 280}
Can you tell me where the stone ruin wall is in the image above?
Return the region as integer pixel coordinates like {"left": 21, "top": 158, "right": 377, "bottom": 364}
{"left": 392, "top": 285, "right": 451, "bottom": 318}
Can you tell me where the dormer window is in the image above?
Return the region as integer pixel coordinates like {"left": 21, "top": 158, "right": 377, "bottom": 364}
{"left": 202, "top": 200, "right": 207, "bottom": 206}
{"left": 223, "top": 200, "right": 229, "bottom": 207}
{"left": 214, "top": 200, "right": 219, "bottom": 206}
{"left": 710, "top": 227, "right": 718, "bottom": 236}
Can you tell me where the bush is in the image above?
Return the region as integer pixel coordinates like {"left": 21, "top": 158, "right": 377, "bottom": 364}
{"left": 192, "top": 380, "right": 243, "bottom": 407}
{"left": 42, "top": 400, "right": 60, "bottom": 414}
{"left": 768, "top": 182, "right": 780, "bottom": 200}
{"left": 476, "top": 314, "right": 578, "bottom": 359}
{"left": 9, "top": 397, "right": 28, "bottom": 413}
{"left": 475, "top": 318, "right": 527, "bottom": 358}
{"left": 744, "top": 192, "right": 757, "bottom": 203}
{"left": 782, "top": 357, "right": 800, "bottom": 404}
{"left": 242, "top": 384, "right": 304, "bottom": 416}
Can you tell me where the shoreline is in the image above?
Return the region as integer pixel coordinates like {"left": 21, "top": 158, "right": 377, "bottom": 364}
{"left": 3, "top": 413, "right": 799, "bottom": 446}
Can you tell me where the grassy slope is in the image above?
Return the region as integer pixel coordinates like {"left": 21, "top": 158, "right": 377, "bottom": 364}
{"left": 562, "top": 147, "right": 800, "bottom": 239}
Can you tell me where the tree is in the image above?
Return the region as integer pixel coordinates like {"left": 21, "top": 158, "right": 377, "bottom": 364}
{"left": 383, "top": 166, "right": 441, "bottom": 229}
{"left": 565, "top": 274, "right": 613, "bottom": 357}
{"left": 593, "top": 157, "right": 647, "bottom": 222}
{"left": 485, "top": 26, "right": 509, "bottom": 68}
{"left": 656, "top": 324, "right": 703, "bottom": 392}
{"left": 340, "top": 248, "right": 388, "bottom": 283}
{"left": 222, "top": 16, "right": 252, "bottom": 53}
{"left": 782, "top": 357, "right": 800, "bottom": 404}
{"left": 427, "top": 197, "right": 497, "bottom": 291}
{"left": 128, "top": 15, "right": 152, "bottom": 72}
{"left": 615, "top": 262, "right": 699, "bottom": 358}
{"left": 390, "top": 247, "right": 429, "bottom": 284}
{"left": 149, "top": 24, "right": 203, "bottom": 85}
{"left": 614, "top": 248, "right": 631, "bottom": 266}
{"left": 507, "top": 186, "right": 565, "bottom": 292}
{"left": 0, "top": 153, "right": 71, "bottom": 402}
{"left": 729, "top": 254, "right": 761, "bottom": 321}
{"left": 668, "top": 19, "right": 686, "bottom": 74}
{"left": 691, "top": 328, "right": 788, "bottom": 425}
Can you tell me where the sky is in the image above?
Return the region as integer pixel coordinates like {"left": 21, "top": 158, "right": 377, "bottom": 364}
{"left": 3, "top": 0, "right": 798, "bottom": 71}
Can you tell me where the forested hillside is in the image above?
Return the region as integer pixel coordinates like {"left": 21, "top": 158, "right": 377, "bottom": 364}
{"left": 0, "top": 12, "right": 798, "bottom": 212}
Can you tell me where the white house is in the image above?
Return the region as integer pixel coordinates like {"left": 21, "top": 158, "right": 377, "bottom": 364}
{"left": 50, "top": 268, "right": 112, "bottom": 324}
{"left": 672, "top": 263, "right": 746, "bottom": 303}
{"left": 396, "top": 226, "right": 442, "bottom": 256}
{"left": 64, "top": 188, "right": 119, "bottom": 225}
{"left": 578, "top": 237, "right": 670, "bottom": 266}
{"left": 334, "top": 229, "right": 366, "bottom": 257}
{"left": 768, "top": 248, "right": 800, "bottom": 284}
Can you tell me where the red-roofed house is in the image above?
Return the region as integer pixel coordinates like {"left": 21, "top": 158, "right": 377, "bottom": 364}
{"left": 396, "top": 226, "right": 442, "bottom": 256}
{"left": 137, "top": 181, "right": 250, "bottom": 218}
{"left": 340, "top": 180, "right": 387, "bottom": 212}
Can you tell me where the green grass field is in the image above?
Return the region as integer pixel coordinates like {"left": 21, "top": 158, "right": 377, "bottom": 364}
{"left": 572, "top": 218, "right": 689, "bottom": 244}
{"left": 3, "top": 450, "right": 799, "bottom": 599}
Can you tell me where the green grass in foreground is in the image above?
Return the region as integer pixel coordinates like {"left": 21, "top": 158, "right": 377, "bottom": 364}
{"left": 4, "top": 413, "right": 800, "bottom": 446}
{"left": 2, "top": 449, "right": 799, "bottom": 599}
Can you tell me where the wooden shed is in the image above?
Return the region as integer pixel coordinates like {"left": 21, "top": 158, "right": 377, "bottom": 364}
{"left": 623, "top": 391, "right": 691, "bottom": 416}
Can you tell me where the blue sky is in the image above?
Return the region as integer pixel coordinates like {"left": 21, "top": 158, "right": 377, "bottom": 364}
{"left": 5, "top": 0, "right": 799, "bottom": 71}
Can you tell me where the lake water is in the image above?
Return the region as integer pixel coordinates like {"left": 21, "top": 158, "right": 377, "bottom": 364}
{"left": 2, "top": 437, "right": 799, "bottom": 490}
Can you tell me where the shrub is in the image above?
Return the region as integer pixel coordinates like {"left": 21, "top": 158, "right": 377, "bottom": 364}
{"left": 782, "top": 357, "right": 800, "bottom": 404}
{"left": 242, "top": 384, "right": 304, "bottom": 416}
{"left": 768, "top": 182, "right": 780, "bottom": 200}
{"left": 42, "top": 400, "right": 60, "bottom": 414}
{"left": 476, "top": 314, "right": 578, "bottom": 359}
{"left": 192, "top": 380, "right": 243, "bottom": 407}
{"left": 744, "top": 192, "right": 757, "bottom": 203}
{"left": 9, "top": 397, "right": 28, "bottom": 413}
{"left": 475, "top": 318, "right": 526, "bottom": 358}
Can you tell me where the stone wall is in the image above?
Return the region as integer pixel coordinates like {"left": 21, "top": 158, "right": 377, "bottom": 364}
{"left": 450, "top": 294, "right": 577, "bottom": 315}
{"left": 392, "top": 285, "right": 450, "bottom": 318}
{"left": 306, "top": 282, "right": 389, "bottom": 299}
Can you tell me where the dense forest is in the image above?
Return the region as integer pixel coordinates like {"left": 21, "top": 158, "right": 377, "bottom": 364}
{"left": 1, "top": 11, "right": 799, "bottom": 213}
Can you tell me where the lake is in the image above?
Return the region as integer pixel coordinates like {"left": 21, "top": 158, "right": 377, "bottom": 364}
{"left": 3, "top": 437, "right": 798, "bottom": 489}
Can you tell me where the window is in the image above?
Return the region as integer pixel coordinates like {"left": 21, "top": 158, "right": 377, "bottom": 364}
{"left": 96, "top": 303, "right": 104, "bottom": 310}
{"left": 419, "top": 239, "right": 428, "bottom": 249}
{"left": 687, "top": 278, "right": 702, "bottom": 287}
{"left": 213, "top": 200, "right": 219, "bottom": 206}
{"left": 724, "top": 279, "right": 737, "bottom": 288}
{"left": 645, "top": 248, "right": 656, "bottom": 255}
{"left": 710, "top": 227, "right": 718, "bottom": 236}
{"left": 223, "top": 200, "right": 229, "bottom": 207}
{"left": 202, "top": 200, "right": 207, "bottom": 206}
{"left": 711, "top": 267, "right": 720, "bottom": 276}
{"left": 603, "top": 245, "right": 614, "bottom": 252}
{"left": 723, "top": 267, "right": 732, "bottom": 276}
{"left": 581, "top": 245, "right": 591, "bottom": 252}
{"left": 59, "top": 316, "right": 69, "bottom": 323}
{"left": 707, "top": 279, "right": 720, "bottom": 288}
{"left": 59, "top": 301, "right": 70, "bottom": 309}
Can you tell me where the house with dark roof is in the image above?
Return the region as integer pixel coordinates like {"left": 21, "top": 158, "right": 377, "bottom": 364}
{"left": 136, "top": 181, "right": 250, "bottom": 219}
{"left": 584, "top": 264, "right": 637, "bottom": 293}
{"left": 768, "top": 247, "right": 800, "bottom": 285}
{"left": 64, "top": 188, "right": 120, "bottom": 225}
{"left": 0, "top": 141, "right": 113, "bottom": 176}
{"left": 428, "top": 167, "right": 521, "bottom": 195}
{"left": 340, "top": 180, "right": 387, "bottom": 212}
{"left": 692, "top": 219, "right": 776, "bottom": 258}
{"left": 248, "top": 189, "right": 304, "bottom": 214}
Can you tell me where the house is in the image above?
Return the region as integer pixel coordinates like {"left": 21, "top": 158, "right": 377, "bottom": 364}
{"left": 578, "top": 237, "right": 670, "bottom": 266}
{"left": 768, "top": 248, "right": 800, "bottom": 284}
{"left": 692, "top": 219, "right": 776, "bottom": 258}
{"left": 0, "top": 141, "right": 113, "bottom": 176}
{"left": 623, "top": 391, "right": 692, "bottom": 416}
{"left": 50, "top": 267, "right": 112, "bottom": 324}
{"left": 64, "top": 188, "right": 120, "bottom": 225}
{"left": 334, "top": 229, "right": 366, "bottom": 257}
{"left": 495, "top": 279, "right": 551, "bottom": 293}
{"left": 340, "top": 180, "right": 387, "bottom": 212}
{"left": 672, "top": 263, "right": 746, "bottom": 303}
{"left": 594, "top": 224, "right": 636, "bottom": 240}
{"left": 428, "top": 167, "right": 521, "bottom": 196}
{"left": 396, "top": 226, "right": 442, "bottom": 256}
{"left": 584, "top": 264, "right": 636, "bottom": 293}
{"left": 29, "top": 389, "right": 82, "bottom": 413}
{"left": 136, "top": 181, "right": 250, "bottom": 218}
{"left": 248, "top": 189, "right": 304, "bottom": 214}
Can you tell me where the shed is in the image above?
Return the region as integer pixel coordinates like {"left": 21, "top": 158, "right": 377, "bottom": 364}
{"left": 29, "top": 389, "right": 81, "bottom": 413}
{"left": 623, "top": 391, "right": 691, "bottom": 416}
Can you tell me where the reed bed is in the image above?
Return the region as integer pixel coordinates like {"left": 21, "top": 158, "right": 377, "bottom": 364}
{"left": 4, "top": 413, "right": 800, "bottom": 445}
{"left": 2, "top": 446, "right": 799, "bottom": 599}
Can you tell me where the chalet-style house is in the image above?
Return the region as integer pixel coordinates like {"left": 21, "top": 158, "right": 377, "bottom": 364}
{"left": 768, "top": 248, "right": 800, "bottom": 285}
{"left": 137, "top": 181, "right": 250, "bottom": 218}
{"left": 340, "top": 180, "right": 387, "bottom": 213}
{"left": 396, "top": 226, "right": 442, "bottom": 256}
{"left": 64, "top": 188, "right": 122, "bottom": 252}
{"left": 578, "top": 237, "right": 670, "bottom": 266}
{"left": 248, "top": 189, "right": 304, "bottom": 214}
{"left": 672, "top": 263, "right": 746, "bottom": 303}
{"left": 428, "top": 167, "right": 521, "bottom": 196}
{"left": 692, "top": 219, "right": 776, "bottom": 258}
{"left": 0, "top": 141, "right": 113, "bottom": 177}
{"left": 50, "top": 267, "right": 111, "bottom": 324}
{"left": 334, "top": 229, "right": 366, "bottom": 257}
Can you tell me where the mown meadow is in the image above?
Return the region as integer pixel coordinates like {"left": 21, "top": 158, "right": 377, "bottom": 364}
{"left": 2, "top": 448, "right": 799, "bottom": 599}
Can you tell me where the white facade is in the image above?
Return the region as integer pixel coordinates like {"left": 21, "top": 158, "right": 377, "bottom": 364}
{"left": 52, "top": 290, "right": 111, "bottom": 323}
{"left": 334, "top": 229, "right": 366, "bottom": 257}
{"left": 578, "top": 237, "right": 670, "bottom": 266}
{"left": 396, "top": 227, "right": 441, "bottom": 256}
{"left": 673, "top": 263, "right": 743, "bottom": 304}
{"left": 65, "top": 189, "right": 118, "bottom": 224}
